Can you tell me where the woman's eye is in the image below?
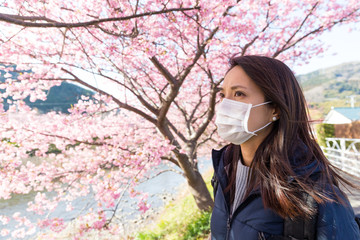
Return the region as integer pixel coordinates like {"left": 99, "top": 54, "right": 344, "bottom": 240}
{"left": 218, "top": 92, "right": 225, "bottom": 98}
{"left": 234, "top": 91, "right": 244, "bottom": 97}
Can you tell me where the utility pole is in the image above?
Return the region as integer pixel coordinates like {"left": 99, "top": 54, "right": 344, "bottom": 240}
{"left": 348, "top": 95, "right": 356, "bottom": 108}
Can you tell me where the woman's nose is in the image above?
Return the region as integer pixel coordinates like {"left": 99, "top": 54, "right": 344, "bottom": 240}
{"left": 224, "top": 95, "right": 235, "bottom": 101}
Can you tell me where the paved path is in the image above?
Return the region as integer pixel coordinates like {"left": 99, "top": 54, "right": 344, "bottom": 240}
{"left": 342, "top": 173, "right": 360, "bottom": 215}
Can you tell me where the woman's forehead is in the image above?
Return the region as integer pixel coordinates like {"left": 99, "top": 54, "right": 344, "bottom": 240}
{"left": 220, "top": 67, "right": 259, "bottom": 91}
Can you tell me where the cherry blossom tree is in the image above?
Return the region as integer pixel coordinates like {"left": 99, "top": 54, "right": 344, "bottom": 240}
{"left": 0, "top": 0, "right": 360, "bottom": 237}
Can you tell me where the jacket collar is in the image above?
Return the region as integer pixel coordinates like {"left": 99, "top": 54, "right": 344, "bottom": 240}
{"left": 211, "top": 141, "right": 321, "bottom": 180}
{"left": 211, "top": 145, "right": 228, "bottom": 174}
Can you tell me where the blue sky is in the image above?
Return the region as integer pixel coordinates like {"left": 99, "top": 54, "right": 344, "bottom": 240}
{"left": 293, "top": 23, "right": 360, "bottom": 75}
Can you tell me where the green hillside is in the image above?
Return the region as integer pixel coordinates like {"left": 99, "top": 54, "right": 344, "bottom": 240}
{"left": 297, "top": 62, "right": 360, "bottom": 117}
{"left": 298, "top": 62, "right": 360, "bottom": 90}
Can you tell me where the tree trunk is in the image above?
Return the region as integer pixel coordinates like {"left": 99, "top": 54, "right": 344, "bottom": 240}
{"left": 186, "top": 168, "right": 214, "bottom": 211}
{"left": 173, "top": 144, "right": 214, "bottom": 211}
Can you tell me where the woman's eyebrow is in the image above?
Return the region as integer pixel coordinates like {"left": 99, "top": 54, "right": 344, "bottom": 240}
{"left": 216, "top": 85, "right": 247, "bottom": 91}
{"left": 231, "top": 85, "right": 247, "bottom": 90}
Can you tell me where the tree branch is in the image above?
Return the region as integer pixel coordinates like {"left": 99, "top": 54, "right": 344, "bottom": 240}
{"left": 272, "top": 6, "right": 360, "bottom": 58}
{"left": 0, "top": 7, "right": 200, "bottom": 28}
{"left": 188, "top": 86, "right": 207, "bottom": 125}
{"left": 241, "top": 1, "right": 273, "bottom": 56}
{"left": 95, "top": 21, "right": 139, "bottom": 38}
{"left": 272, "top": 2, "right": 319, "bottom": 58}
{"left": 60, "top": 68, "right": 157, "bottom": 125}
{"left": 191, "top": 80, "right": 223, "bottom": 142}
{"left": 23, "top": 128, "right": 134, "bottom": 153}
{"left": 102, "top": 57, "right": 160, "bottom": 115}
{"left": 197, "top": 127, "right": 218, "bottom": 148}
{"left": 165, "top": 118, "right": 188, "bottom": 143}
{"left": 150, "top": 56, "right": 178, "bottom": 87}
{"left": 161, "top": 156, "right": 180, "bottom": 167}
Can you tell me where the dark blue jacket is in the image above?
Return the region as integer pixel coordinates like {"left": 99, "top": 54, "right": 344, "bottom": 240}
{"left": 210, "top": 145, "right": 360, "bottom": 240}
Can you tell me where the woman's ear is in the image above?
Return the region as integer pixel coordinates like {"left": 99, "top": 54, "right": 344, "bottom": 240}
{"left": 271, "top": 105, "right": 280, "bottom": 121}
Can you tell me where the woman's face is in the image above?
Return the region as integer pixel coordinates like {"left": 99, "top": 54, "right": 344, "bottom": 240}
{"left": 218, "top": 66, "right": 276, "bottom": 134}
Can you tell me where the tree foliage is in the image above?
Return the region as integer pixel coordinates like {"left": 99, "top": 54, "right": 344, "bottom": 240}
{"left": 0, "top": 0, "right": 359, "bottom": 238}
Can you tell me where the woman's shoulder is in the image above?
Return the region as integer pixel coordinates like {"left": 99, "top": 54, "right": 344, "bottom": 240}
{"left": 316, "top": 186, "right": 360, "bottom": 239}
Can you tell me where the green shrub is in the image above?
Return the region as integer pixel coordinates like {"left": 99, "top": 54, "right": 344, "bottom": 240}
{"left": 135, "top": 171, "right": 214, "bottom": 240}
{"left": 183, "top": 211, "right": 211, "bottom": 240}
{"left": 315, "top": 123, "right": 335, "bottom": 147}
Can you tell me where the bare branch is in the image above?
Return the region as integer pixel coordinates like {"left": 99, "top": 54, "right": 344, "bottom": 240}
{"left": 178, "top": 27, "right": 217, "bottom": 82}
{"left": 191, "top": 79, "right": 223, "bottom": 142}
{"left": 153, "top": 25, "right": 222, "bottom": 129}
{"left": 272, "top": 2, "right": 319, "bottom": 57}
{"left": 23, "top": 128, "right": 134, "bottom": 153}
{"left": 241, "top": 1, "right": 274, "bottom": 56}
{"left": 136, "top": 67, "right": 165, "bottom": 104}
{"left": 165, "top": 118, "right": 188, "bottom": 143}
{"left": 66, "top": 27, "right": 99, "bottom": 69}
{"left": 60, "top": 68, "right": 157, "bottom": 125}
{"left": 0, "top": 7, "right": 200, "bottom": 28}
{"left": 173, "top": 100, "right": 189, "bottom": 123}
{"left": 272, "top": 6, "right": 360, "bottom": 58}
{"left": 181, "top": 10, "right": 210, "bottom": 31}
{"left": 150, "top": 56, "right": 178, "bottom": 86}
{"left": 161, "top": 156, "right": 180, "bottom": 167}
{"left": 197, "top": 127, "right": 218, "bottom": 148}
{"left": 95, "top": 22, "right": 139, "bottom": 38}
{"left": 107, "top": 159, "right": 149, "bottom": 227}
{"left": 0, "top": 26, "right": 26, "bottom": 44}
{"left": 102, "top": 57, "right": 160, "bottom": 115}
{"left": 189, "top": 65, "right": 219, "bottom": 125}
{"left": 188, "top": 86, "right": 206, "bottom": 124}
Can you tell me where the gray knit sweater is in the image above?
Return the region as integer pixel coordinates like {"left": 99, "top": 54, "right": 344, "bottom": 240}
{"left": 231, "top": 160, "right": 249, "bottom": 214}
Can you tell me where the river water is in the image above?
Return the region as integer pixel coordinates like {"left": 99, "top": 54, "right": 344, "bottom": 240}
{"left": 0, "top": 157, "right": 212, "bottom": 239}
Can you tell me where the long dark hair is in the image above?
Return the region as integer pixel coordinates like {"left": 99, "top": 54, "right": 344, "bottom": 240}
{"left": 225, "top": 55, "right": 356, "bottom": 218}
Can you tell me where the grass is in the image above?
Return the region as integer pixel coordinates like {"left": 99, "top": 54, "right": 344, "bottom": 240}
{"left": 134, "top": 170, "right": 214, "bottom": 240}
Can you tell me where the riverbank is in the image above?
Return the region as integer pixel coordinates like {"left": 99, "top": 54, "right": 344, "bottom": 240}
{"left": 27, "top": 169, "right": 360, "bottom": 239}
{"left": 31, "top": 169, "right": 214, "bottom": 240}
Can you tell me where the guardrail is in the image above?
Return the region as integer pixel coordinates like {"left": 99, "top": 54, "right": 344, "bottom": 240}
{"left": 321, "top": 138, "right": 360, "bottom": 177}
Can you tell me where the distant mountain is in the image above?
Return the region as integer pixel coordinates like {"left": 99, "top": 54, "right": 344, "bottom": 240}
{"left": 24, "top": 82, "right": 94, "bottom": 113}
{"left": 297, "top": 62, "right": 360, "bottom": 103}
{"left": 2, "top": 62, "right": 359, "bottom": 114}
{"left": 0, "top": 66, "right": 94, "bottom": 113}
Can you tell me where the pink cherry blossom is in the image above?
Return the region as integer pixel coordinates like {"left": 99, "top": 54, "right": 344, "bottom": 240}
{"left": 0, "top": 215, "right": 10, "bottom": 225}
{"left": 0, "top": 0, "right": 359, "bottom": 237}
{"left": 1, "top": 229, "right": 9, "bottom": 237}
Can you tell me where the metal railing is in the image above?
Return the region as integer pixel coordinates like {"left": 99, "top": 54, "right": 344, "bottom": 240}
{"left": 321, "top": 138, "right": 360, "bottom": 177}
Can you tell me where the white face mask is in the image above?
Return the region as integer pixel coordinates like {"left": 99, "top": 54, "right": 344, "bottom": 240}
{"left": 215, "top": 98, "right": 272, "bottom": 145}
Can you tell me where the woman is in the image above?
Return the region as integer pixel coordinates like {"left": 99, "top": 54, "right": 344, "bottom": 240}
{"left": 211, "top": 55, "right": 360, "bottom": 239}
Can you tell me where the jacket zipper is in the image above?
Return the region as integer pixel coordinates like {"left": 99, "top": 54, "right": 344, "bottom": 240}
{"left": 214, "top": 171, "right": 232, "bottom": 240}
{"left": 226, "top": 213, "right": 232, "bottom": 240}
{"left": 225, "top": 193, "right": 261, "bottom": 240}
{"left": 214, "top": 169, "right": 261, "bottom": 239}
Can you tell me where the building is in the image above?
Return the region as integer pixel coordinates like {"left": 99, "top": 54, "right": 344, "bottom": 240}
{"left": 323, "top": 107, "right": 360, "bottom": 124}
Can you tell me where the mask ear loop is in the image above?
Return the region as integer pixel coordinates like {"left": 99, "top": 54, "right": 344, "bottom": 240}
{"left": 246, "top": 101, "right": 273, "bottom": 135}
{"left": 251, "top": 121, "right": 273, "bottom": 135}
{"left": 252, "top": 101, "right": 272, "bottom": 108}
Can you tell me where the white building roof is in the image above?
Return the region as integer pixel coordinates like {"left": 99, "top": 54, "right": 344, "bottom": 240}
{"left": 323, "top": 107, "right": 360, "bottom": 124}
